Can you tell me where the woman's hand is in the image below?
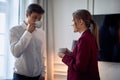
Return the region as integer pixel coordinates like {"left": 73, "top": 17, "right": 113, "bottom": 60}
{"left": 58, "top": 52, "right": 65, "bottom": 58}
{"left": 58, "top": 48, "right": 71, "bottom": 58}
{"left": 66, "top": 48, "right": 71, "bottom": 54}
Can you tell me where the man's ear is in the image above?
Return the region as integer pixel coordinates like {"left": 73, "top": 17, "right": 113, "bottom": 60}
{"left": 26, "top": 13, "right": 29, "bottom": 18}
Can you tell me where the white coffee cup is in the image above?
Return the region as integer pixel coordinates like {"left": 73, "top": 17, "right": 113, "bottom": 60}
{"left": 58, "top": 48, "right": 67, "bottom": 53}
{"left": 35, "top": 21, "right": 42, "bottom": 28}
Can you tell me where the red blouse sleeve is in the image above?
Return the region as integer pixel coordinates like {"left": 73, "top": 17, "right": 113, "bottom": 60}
{"left": 62, "top": 37, "right": 91, "bottom": 73}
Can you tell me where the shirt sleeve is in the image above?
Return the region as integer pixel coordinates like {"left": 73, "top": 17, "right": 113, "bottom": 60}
{"left": 9, "top": 28, "right": 32, "bottom": 58}
{"left": 62, "top": 38, "right": 91, "bottom": 73}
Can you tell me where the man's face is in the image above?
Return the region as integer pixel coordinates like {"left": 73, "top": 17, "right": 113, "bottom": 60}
{"left": 26, "top": 12, "right": 42, "bottom": 24}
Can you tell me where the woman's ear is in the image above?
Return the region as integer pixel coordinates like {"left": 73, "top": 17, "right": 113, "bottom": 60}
{"left": 79, "top": 19, "right": 84, "bottom": 25}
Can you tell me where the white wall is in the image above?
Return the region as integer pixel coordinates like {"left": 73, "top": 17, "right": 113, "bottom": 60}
{"left": 52, "top": 0, "right": 88, "bottom": 80}
{"left": 47, "top": 0, "right": 120, "bottom": 80}
{"left": 94, "top": 0, "right": 120, "bottom": 80}
{"left": 53, "top": 0, "right": 88, "bottom": 52}
{"left": 94, "top": 0, "right": 120, "bottom": 14}
{"left": 98, "top": 61, "right": 120, "bottom": 80}
{"left": 51, "top": 0, "right": 88, "bottom": 80}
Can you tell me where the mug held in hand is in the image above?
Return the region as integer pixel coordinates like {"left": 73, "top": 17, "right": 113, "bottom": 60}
{"left": 35, "top": 21, "right": 42, "bottom": 28}
{"left": 58, "top": 48, "right": 67, "bottom": 54}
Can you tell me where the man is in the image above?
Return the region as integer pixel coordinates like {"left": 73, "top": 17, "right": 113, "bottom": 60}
{"left": 9, "top": 3, "right": 46, "bottom": 80}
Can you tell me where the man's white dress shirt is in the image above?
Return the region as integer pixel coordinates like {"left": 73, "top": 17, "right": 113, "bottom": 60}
{"left": 9, "top": 22, "right": 46, "bottom": 77}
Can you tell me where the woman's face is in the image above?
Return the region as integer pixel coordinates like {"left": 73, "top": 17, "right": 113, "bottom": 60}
{"left": 72, "top": 17, "right": 81, "bottom": 32}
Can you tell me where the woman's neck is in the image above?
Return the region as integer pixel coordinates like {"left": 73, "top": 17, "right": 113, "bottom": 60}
{"left": 79, "top": 26, "right": 88, "bottom": 33}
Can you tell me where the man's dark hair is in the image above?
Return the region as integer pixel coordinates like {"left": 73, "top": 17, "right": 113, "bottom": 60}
{"left": 27, "top": 3, "right": 45, "bottom": 15}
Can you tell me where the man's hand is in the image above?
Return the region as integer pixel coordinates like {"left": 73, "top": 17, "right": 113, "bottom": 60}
{"left": 28, "top": 24, "right": 36, "bottom": 33}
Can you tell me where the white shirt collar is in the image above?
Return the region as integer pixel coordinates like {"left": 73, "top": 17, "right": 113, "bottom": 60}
{"left": 79, "top": 31, "right": 85, "bottom": 37}
{"left": 22, "top": 21, "right": 28, "bottom": 30}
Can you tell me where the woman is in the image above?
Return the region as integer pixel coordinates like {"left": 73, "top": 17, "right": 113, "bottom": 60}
{"left": 58, "top": 9, "right": 100, "bottom": 80}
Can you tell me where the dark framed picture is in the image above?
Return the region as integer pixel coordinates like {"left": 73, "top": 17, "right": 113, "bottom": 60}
{"left": 93, "top": 13, "right": 120, "bottom": 62}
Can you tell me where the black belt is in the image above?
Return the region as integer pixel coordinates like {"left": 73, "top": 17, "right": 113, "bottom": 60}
{"left": 13, "top": 73, "right": 41, "bottom": 80}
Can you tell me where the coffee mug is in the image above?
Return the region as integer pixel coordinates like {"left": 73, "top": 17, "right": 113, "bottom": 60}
{"left": 58, "top": 48, "right": 67, "bottom": 53}
{"left": 35, "top": 21, "right": 42, "bottom": 28}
